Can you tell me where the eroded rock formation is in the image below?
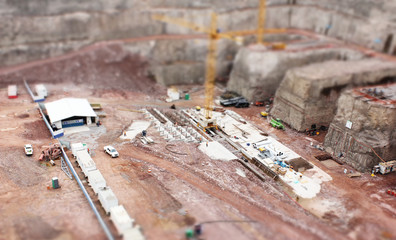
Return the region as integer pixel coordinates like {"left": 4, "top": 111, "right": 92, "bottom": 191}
{"left": 323, "top": 84, "right": 396, "bottom": 172}
{"left": 270, "top": 59, "right": 396, "bottom": 131}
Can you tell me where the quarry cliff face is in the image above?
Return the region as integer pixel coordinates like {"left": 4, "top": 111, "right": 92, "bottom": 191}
{"left": 269, "top": 59, "right": 396, "bottom": 132}
{"left": 2, "top": 0, "right": 396, "bottom": 68}
{"left": 227, "top": 47, "right": 363, "bottom": 101}
{"left": 323, "top": 85, "right": 396, "bottom": 172}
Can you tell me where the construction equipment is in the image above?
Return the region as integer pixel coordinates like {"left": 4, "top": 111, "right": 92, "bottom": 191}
{"left": 220, "top": 96, "right": 249, "bottom": 108}
{"left": 270, "top": 118, "right": 284, "bottom": 130}
{"left": 153, "top": 13, "right": 232, "bottom": 129}
{"left": 305, "top": 124, "right": 327, "bottom": 136}
{"left": 260, "top": 111, "right": 268, "bottom": 117}
{"left": 373, "top": 160, "right": 396, "bottom": 174}
{"left": 257, "top": 0, "right": 266, "bottom": 45}
{"left": 39, "top": 143, "right": 62, "bottom": 161}
{"left": 140, "top": 130, "right": 154, "bottom": 144}
{"left": 118, "top": 108, "right": 144, "bottom": 113}
{"left": 90, "top": 103, "right": 102, "bottom": 110}
{"left": 153, "top": 7, "right": 284, "bottom": 130}
{"left": 257, "top": 0, "right": 286, "bottom": 49}
{"left": 255, "top": 101, "right": 265, "bottom": 106}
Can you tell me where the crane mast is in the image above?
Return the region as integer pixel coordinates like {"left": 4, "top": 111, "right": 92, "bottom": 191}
{"left": 152, "top": 0, "right": 285, "bottom": 129}
{"left": 204, "top": 13, "right": 217, "bottom": 120}
{"left": 257, "top": 0, "right": 267, "bottom": 44}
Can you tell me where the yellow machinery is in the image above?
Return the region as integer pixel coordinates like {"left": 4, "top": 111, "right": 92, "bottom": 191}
{"left": 152, "top": 1, "right": 285, "bottom": 128}
{"left": 153, "top": 13, "right": 234, "bottom": 129}
{"left": 257, "top": 0, "right": 286, "bottom": 49}
{"left": 257, "top": 0, "right": 266, "bottom": 45}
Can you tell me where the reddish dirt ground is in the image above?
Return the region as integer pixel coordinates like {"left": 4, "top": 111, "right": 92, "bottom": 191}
{"left": 0, "top": 40, "right": 396, "bottom": 240}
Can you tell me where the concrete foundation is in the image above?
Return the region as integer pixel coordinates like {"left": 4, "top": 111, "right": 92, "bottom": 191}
{"left": 324, "top": 83, "right": 396, "bottom": 172}
{"left": 270, "top": 59, "right": 396, "bottom": 132}
{"left": 227, "top": 46, "right": 363, "bottom": 101}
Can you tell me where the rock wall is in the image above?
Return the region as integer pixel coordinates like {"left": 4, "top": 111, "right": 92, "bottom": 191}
{"left": 323, "top": 84, "right": 396, "bottom": 172}
{"left": 2, "top": 0, "right": 396, "bottom": 66}
{"left": 227, "top": 47, "right": 363, "bottom": 101}
{"left": 149, "top": 38, "right": 239, "bottom": 86}
{"left": 270, "top": 59, "right": 396, "bottom": 131}
{"left": 2, "top": 0, "right": 396, "bottom": 87}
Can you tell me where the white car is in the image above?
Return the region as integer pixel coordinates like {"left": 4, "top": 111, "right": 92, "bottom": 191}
{"left": 104, "top": 145, "right": 119, "bottom": 158}
{"left": 24, "top": 144, "right": 33, "bottom": 156}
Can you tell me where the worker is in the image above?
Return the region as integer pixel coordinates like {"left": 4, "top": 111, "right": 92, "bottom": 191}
{"left": 206, "top": 142, "right": 208, "bottom": 147}
{"left": 123, "top": 131, "right": 126, "bottom": 136}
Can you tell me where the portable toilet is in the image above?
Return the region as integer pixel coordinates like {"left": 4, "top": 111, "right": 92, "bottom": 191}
{"left": 52, "top": 177, "right": 60, "bottom": 189}
{"left": 8, "top": 85, "right": 17, "bottom": 99}
{"left": 35, "top": 84, "right": 48, "bottom": 98}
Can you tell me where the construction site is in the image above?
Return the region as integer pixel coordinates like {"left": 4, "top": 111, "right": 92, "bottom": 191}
{"left": 1, "top": 1, "right": 396, "bottom": 240}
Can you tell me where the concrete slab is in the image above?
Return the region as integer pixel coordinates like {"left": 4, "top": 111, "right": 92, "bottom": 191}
{"left": 321, "top": 159, "right": 341, "bottom": 168}
{"left": 198, "top": 141, "right": 238, "bottom": 161}
{"left": 63, "top": 125, "right": 90, "bottom": 135}
{"left": 120, "top": 120, "right": 150, "bottom": 140}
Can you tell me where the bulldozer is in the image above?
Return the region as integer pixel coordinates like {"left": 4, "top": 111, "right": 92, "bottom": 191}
{"left": 39, "top": 143, "right": 62, "bottom": 161}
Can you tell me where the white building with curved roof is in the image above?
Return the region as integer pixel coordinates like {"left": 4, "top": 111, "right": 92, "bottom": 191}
{"left": 44, "top": 98, "right": 98, "bottom": 129}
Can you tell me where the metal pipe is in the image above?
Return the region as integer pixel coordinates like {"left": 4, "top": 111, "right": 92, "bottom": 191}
{"left": 58, "top": 142, "right": 114, "bottom": 240}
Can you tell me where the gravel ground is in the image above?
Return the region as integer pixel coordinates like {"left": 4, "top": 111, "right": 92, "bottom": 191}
{"left": 0, "top": 42, "right": 395, "bottom": 240}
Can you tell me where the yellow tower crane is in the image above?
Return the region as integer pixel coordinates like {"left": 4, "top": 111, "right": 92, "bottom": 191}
{"left": 153, "top": 3, "right": 285, "bottom": 128}
{"left": 153, "top": 13, "right": 235, "bottom": 129}
{"left": 257, "top": 0, "right": 267, "bottom": 45}
{"left": 257, "top": 0, "right": 286, "bottom": 49}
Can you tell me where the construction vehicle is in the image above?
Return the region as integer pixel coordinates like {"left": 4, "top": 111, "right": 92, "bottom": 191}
{"left": 270, "top": 118, "right": 284, "bottom": 130}
{"left": 24, "top": 144, "right": 33, "bottom": 156}
{"left": 255, "top": 101, "right": 265, "bottom": 106}
{"left": 235, "top": 99, "right": 250, "bottom": 108}
{"left": 305, "top": 124, "right": 327, "bottom": 136}
{"left": 260, "top": 111, "right": 268, "bottom": 117}
{"left": 39, "top": 143, "right": 62, "bottom": 161}
{"left": 220, "top": 96, "right": 249, "bottom": 108}
{"left": 90, "top": 103, "right": 102, "bottom": 110}
{"left": 104, "top": 145, "right": 119, "bottom": 158}
{"left": 373, "top": 160, "right": 396, "bottom": 174}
